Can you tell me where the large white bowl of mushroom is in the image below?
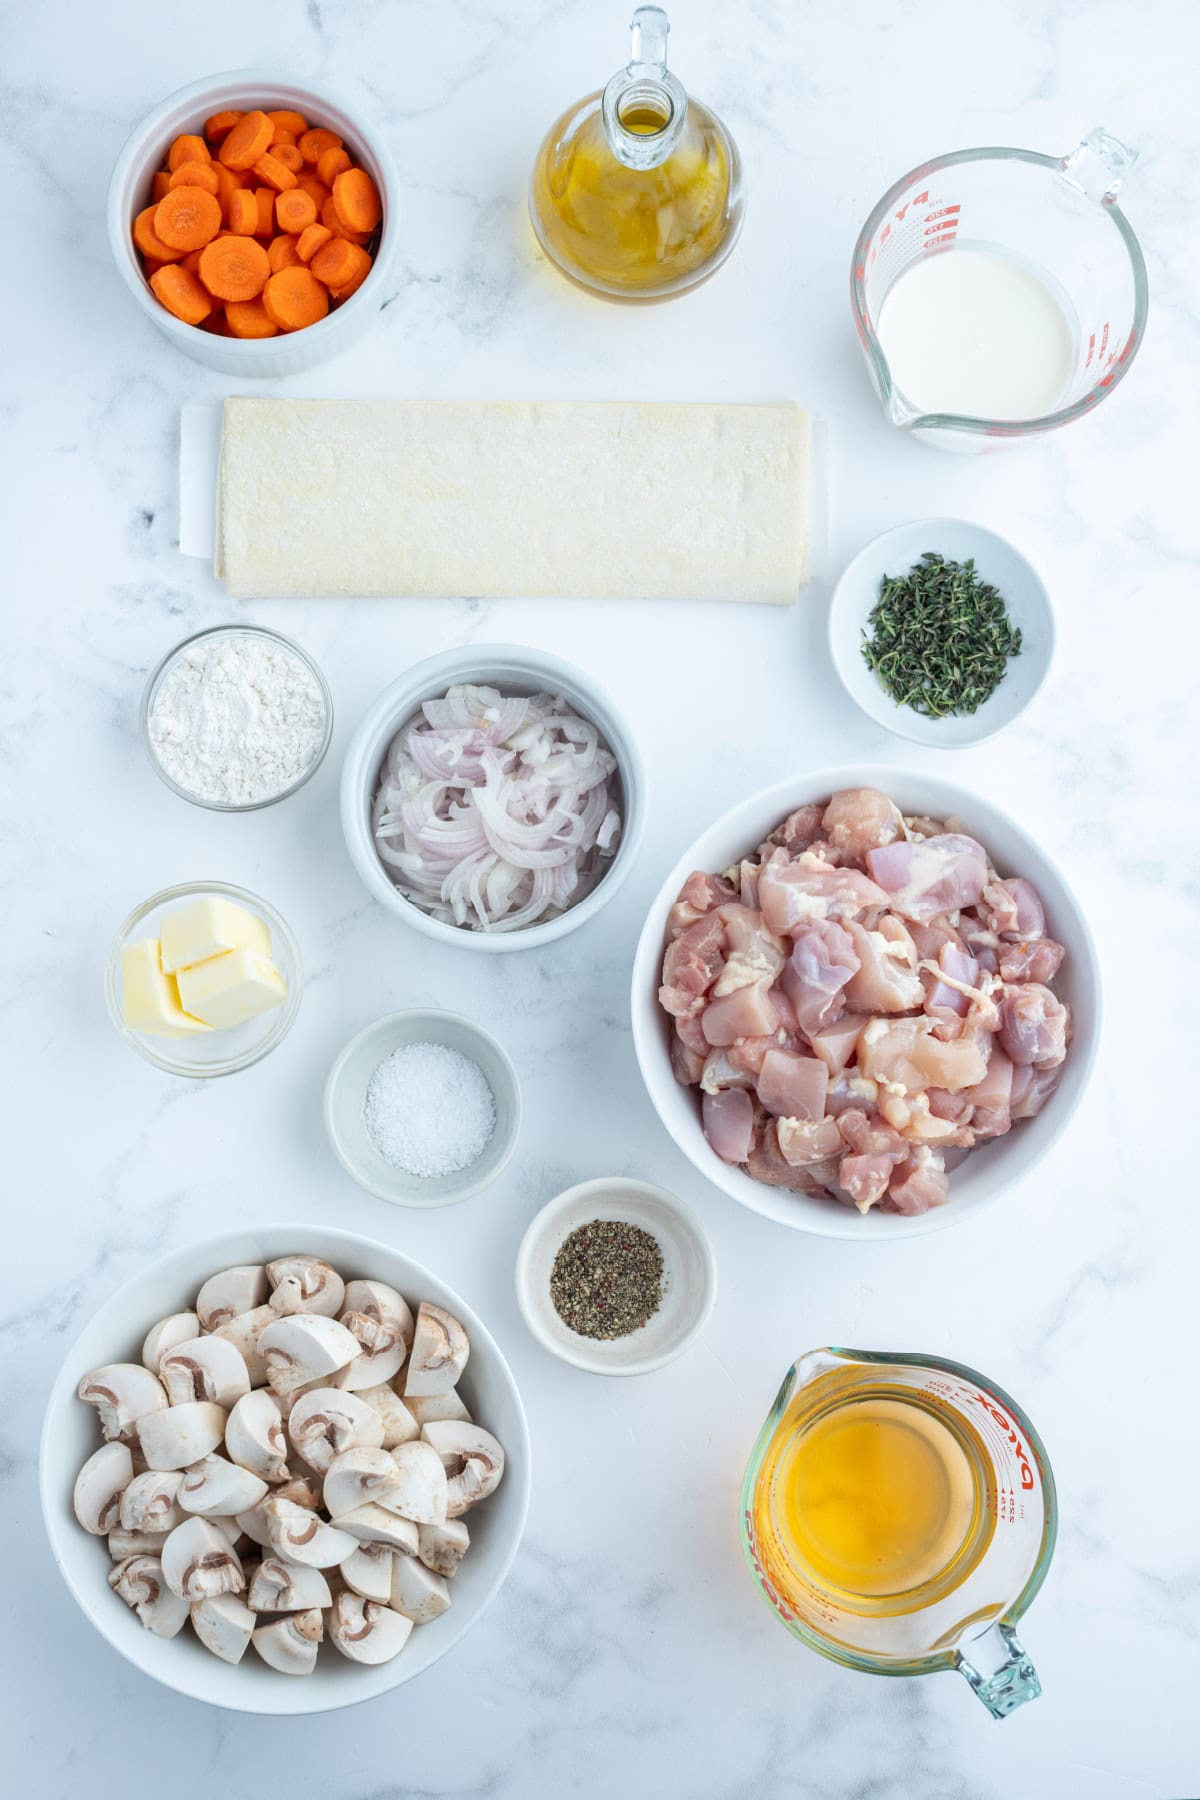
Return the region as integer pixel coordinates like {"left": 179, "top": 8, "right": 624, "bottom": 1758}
{"left": 40, "top": 1227, "right": 530, "bottom": 1714}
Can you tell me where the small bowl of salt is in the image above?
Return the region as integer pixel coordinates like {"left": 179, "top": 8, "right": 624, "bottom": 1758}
{"left": 324, "top": 1009, "right": 522, "bottom": 1207}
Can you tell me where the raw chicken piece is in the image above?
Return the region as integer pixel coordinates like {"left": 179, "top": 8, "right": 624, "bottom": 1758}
{"left": 776, "top": 1116, "right": 845, "bottom": 1166}
{"left": 983, "top": 876, "right": 1046, "bottom": 938}
{"left": 712, "top": 906, "right": 786, "bottom": 997}
{"left": 670, "top": 1032, "right": 705, "bottom": 1087}
{"left": 702, "top": 983, "right": 780, "bottom": 1046}
{"left": 921, "top": 942, "right": 981, "bottom": 1019}
{"left": 866, "top": 835, "right": 989, "bottom": 924}
{"left": 904, "top": 814, "right": 947, "bottom": 840}
{"left": 756, "top": 1049, "right": 829, "bottom": 1121}
{"left": 838, "top": 1155, "right": 896, "bottom": 1212}
{"left": 836, "top": 1107, "right": 908, "bottom": 1161}
{"left": 857, "top": 1017, "right": 988, "bottom": 1093}
{"left": 821, "top": 788, "right": 904, "bottom": 861}
{"left": 907, "top": 920, "right": 964, "bottom": 962}
{"left": 702, "top": 1088, "right": 755, "bottom": 1164}
{"left": 926, "top": 1088, "right": 974, "bottom": 1123}
{"left": 761, "top": 804, "right": 825, "bottom": 857}
{"left": 809, "top": 1015, "right": 868, "bottom": 1075}
{"left": 843, "top": 916, "right": 924, "bottom": 1014}
{"left": 878, "top": 1088, "right": 972, "bottom": 1145}
{"left": 1010, "top": 1061, "right": 1062, "bottom": 1120}
{"left": 963, "top": 1044, "right": 1014, "bottom": 1139}
{"left": 997, "top": 984, "right": 1070, "bottom": 1068}
{"left": 726, "top": 1035, "right": 778, "bottom": 1078}
{"left": 826, "top": 1070, "right": 880, "bottom": 1115}
{"left": 665, "top": 870, "right": 738, "bottom": 941}
{"left": 747, "top": 1119, "right": 827, "bottom": 1192}
{"left": 758, "top": 850, "right": 889, "bottom": 933}
{"left": 738, "top": 860, "right": 761, "bottom": 907}
{"left": 998, "top": 936, "right": 1066, "bottom": 984}
{"left": 780, "top": 919, "right": 860, "bottom": 1035}
{"left": 700, "top": 1049, "right": 756, "bottom": 1093}
{"left": 674, "top": 1011, "right": 708, "bottom": 1057}
{"left": 885, "top": 1148, "right": 950, "bottom": 1215}
{"left": 659, "top": 913, "right": 725, "bottom": 1017}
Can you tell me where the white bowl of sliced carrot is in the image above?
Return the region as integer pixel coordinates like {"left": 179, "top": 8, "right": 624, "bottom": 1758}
{"left": 108, "top": 71, "right": 400, "bottom": 376}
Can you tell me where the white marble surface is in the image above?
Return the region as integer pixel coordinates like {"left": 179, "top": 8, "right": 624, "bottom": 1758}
{"left": 5, "top": 1, "right": 1198, "bottom": 1794}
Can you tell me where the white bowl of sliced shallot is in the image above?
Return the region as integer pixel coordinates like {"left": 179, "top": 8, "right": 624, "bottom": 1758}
{"left": 341, "top": 645, "right": 646, "bottom": 951}
{"left": 631, "top": 768, "right": 1100, "bottom": 1239}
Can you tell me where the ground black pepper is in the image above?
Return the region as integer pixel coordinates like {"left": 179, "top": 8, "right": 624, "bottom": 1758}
{"left": 549, "top": 1219, "right": 664, "bottom": 1340}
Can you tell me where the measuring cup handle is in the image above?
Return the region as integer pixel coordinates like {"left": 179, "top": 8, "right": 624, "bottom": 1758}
{"left": 956, "top": 1622, "right": 1042, "bottom": 1719}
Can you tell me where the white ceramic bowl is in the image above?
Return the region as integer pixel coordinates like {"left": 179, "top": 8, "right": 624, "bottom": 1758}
{"left": 107, "top": 71, "right": 400, "bottom": 376}
{"left": 341, "top": 644, "right": 646, "bottom": 953}
{"left": 515, "top": 1178, "right": 717, "bottom": 1376}
{"left": 40, "top": 1224, "right": 531, "bottom": 1715}
{"left": 631, "top": 766, "right": 1100, "bottom": 1240}
{"left": 828, "top": 520, "right": 1054, "bottom": 748}
{"left": 325, "top": 1010, "right": 522, "bottom": 1206}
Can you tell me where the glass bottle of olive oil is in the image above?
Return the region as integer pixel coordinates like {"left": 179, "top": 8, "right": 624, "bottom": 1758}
{"left": 529, "top": 6, "right": 745, "bottom": 300}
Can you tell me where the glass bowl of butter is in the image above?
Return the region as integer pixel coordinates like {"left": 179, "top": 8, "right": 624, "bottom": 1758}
{"left": 105, "top": 881, "right": 302, "bottom": 1077}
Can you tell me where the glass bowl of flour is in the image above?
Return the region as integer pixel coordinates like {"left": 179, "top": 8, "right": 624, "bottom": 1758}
{"left": 141, "top": 625, "right": 333, "bottom": 811}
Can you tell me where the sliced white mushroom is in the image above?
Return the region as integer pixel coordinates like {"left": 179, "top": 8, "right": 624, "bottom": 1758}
{"left": 276, "top": 1472, "right": 322, "bottom": 1511}
{"left": 252, "top": 1608, "right": 322, "bottom": 1674}
{"left": 77, "top": 1364, "right": 168, "bottom": 1444}
{"left": 260, "top": 1496, "right": 357, "bottom": 1569}
{"left": 340, "top": 1542, "right": 395, "bottom": 1603}
{"left": 357, "top": 1382, "right": 420, "bottom": 1448}
{"left": 338, "top": 1280, "right": 413, "bottom": 1389}
{"left": 274, "top": 1363, "right": 352, "bottom": 1420}
{"left": 208, "top": 1514, "right": 245, "bottom": 1548}
{"left": 159, "top": 1335, "right": 251, "bottom": 1410}
{"left": 327, "top": 1592, "right": 413, "bottom": 1665}
{"left": 383, "top": 1439, "right": 448, "bottom": 1525}
{"left": 141, "top": 1312, "right": 201, "bottom": 1373}
{"left": 212, "top": 1305, "right": 275, "bottom": 1387}
{"left": 73, "top": 1442, "right": 134, "bottom": 1535}
{"left": 390, "top": 1554, "right": 452, "bottom": 1624}
{"left": 421, "top": 1421, "right": 506, "bottom": 1517}
{"left": 224, "top": 1389, "right": 288, "bottom": 1482}
{"left": 178, "top": 1455, "right": 268, "bottom": 1518}
{"left": 403, "top": 1388, "right": 472, "bottom": 1427}
{"left": 323, "top": 1447, "right": 405, "bottom": 1520}
{"left": 403, "top": 1303, "right": 470, "bottom": 1397}
{"left": 160, "top": 1516, "right": 245, "bottom": 1600}
{"left": 418, "top": 1518, "right": 470, "bottom": 1578}
{"left": 233, "top": 1501, "right": 274, "bottom": 1548}
{"left": 286, "top": 1386, "right": 385, "bottom": 1474}
{"left": 137, "top": 1401, "right": 228, "bottom": 1470}
{"left": 191, "top": 1593, "right": 256, "bottom": 1664}
{"left": 247, "top": 1556, "right": 331, "bottom": 1613}
{"left": 119, "top": 1468, "right": 186, "bottom": 1533}
{"left": 333, "top": 1504, "right": 419, "bottom": 1556}
{"left": 108, "top": 1528, "right": 167, "bottom": 1559}
{"left": 108, "top": 1555, "right": 190, "bottom": 1637}
{"left": 258, "top": 1314, "right": 359, "bottom": 1396}
{"left": 195, "top": 1264, "right": 267, "bottom": 1332}
{"left": 266, "top": 1255, "right": 345, "bottom": 1319}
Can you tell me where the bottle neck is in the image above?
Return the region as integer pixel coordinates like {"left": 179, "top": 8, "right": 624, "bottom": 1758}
{"left": 601, "top": 5, "right": 688, "bottom": 169}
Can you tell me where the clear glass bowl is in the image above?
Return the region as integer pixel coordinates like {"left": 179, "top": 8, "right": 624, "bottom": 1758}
{"left": 105, "top": 881, "right": 303, "bottom": 1078}
{"left": 140, "top": 625, "right": 333, "bottom": 812}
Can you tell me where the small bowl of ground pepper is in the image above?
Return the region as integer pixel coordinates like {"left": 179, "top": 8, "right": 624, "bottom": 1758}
{"left": 828, "top": 518, "right": 1054, "bottom": 748}
{"left": 515, "top": 1178, "right": 717, "bottom": 1376}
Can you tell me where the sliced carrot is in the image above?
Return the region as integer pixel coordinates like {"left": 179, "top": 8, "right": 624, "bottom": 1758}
{"left": 197, "top": 234, "right": 270, "bottom": 301}
{"left": 316, "top": 145, "right": 351, "bottom": 187}
{"left": 150, "top": 263, "right": 213, "bottom": 325}
{"left": 204, "top": 109, "right": 244, "bottom": 143}
{"left": 332, "top": 248, "right": 373, "bottom": 298}
{"left": 295, "top": 223, "right": 332, "bottom": 263}
{"left": 299, "top": 126, "right": 342, "bottom": 164}
{"left": 297, "top": 175, "right": 331, "bottom": 210}
{"left": 133, "top": 204, "right": 183, "bottom": 262}
{"left": 262, "top": 264, "right": 330, "bottom": 330}
{"left": 332, "top": 167, "right": 382, "bottom": 234}
{"left": 169, "top": 161, "right": 220, "bottom": 196}
{"left": 213, "top": 162, "right": 244, "bottom": 220}
{"left": 181, "top": 247, "right": 205, "bottom": 275}
{"left": 321, "top": 195, "right": 371, "bottom": 242}
{"left": 267, "top": 233, "right": 303, "bottom": 272}
{"left": 253, "top": 150, "right": 298, "bottom": 193}
{"left": 275, "top": 187, "right": 317, "bottom": 235}
{"left": 225, "top": 188, "right": 259, "bottom": 236}
{"left": 271, "top": 126, "right": 297, "bottom": 147}
{"left": 168, "top": 132, "right": 211, "bottom": 171}
{"left": 151, "top": 170, "right": 171, "bottom": 203}
{"left": 254, "top": 187, "right": 276, "bottom": 236}
{"left": 219, "top": 109, "right": 274, "bottom": 171}
{"left": 225, "top": 296, "right": 279, "bottom": 338}
{"left": 267, "top": 108, "right": 309, "bottom": 138}
{"left": 154, "top": 185, "right": 222, "bottom": 251}
{"left": 310, "top": 236, "right": 371, "bottom": 290}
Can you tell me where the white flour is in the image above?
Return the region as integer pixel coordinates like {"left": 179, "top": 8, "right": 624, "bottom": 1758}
{"left": 148, "top": 631, "right": 327, "bottom": 807}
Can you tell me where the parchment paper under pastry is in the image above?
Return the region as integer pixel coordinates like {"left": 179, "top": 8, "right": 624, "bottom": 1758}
{"left": 217, "top": 398, "right": 810, "bottom": 603}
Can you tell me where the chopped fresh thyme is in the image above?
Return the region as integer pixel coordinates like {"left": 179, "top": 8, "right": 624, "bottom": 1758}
{"left": 860, "top": 551, "right": 1022, "bottom": 719}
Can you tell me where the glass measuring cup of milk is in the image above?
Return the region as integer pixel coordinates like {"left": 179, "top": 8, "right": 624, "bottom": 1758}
{"left": 741, "top": 1348, "right": 1057, "bottom": 1718}
{"left": 851, "top": 129, "right": 1147, "bottom": 451}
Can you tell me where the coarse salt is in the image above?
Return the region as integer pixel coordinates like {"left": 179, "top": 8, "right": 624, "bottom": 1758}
{"left": 364, "top": 1041, "right": 496, "bottom": 1178}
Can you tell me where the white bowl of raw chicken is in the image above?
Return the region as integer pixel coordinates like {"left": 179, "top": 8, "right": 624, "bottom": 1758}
{"left": 39, "top": 1225, "right": 531, "bottom": 1714}
{"left": 631, "top": 768, "right": 1100, "bottom": 1239}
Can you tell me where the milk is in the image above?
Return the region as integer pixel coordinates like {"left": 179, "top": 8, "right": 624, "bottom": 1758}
{"left": 876, "top": 246, "right": 1076, "bottom": 421}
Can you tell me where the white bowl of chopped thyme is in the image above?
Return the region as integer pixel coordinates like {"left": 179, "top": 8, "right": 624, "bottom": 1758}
{"left": 828, "top": 519, "right": 1055, "bottom": 747}
{"left": 515, "top": 1179, "right": 717, "bottom": 1376}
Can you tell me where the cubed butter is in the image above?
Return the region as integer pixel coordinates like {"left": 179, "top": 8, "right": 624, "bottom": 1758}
{"left": 176, "top": 948, "right": 287, "bottom": 1029}
{"left": 121, "top": 938, "right": 212, "bottom": 1037}
{"left": 159, "top": 896, "right": 272, "bottom": 975}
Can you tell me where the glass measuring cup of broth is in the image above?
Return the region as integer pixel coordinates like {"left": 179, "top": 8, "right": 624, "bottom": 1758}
{"left": 851, "top": 129, "right": 1148, "bottom": 451}
{"left": 741, "top": 1349, "right": 1057, "bottom": 1718}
